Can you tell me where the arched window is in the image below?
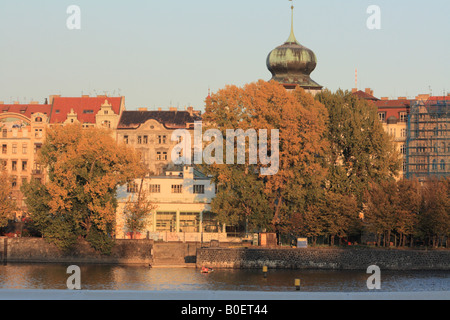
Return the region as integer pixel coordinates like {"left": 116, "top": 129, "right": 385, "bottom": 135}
{"left": 432, "top": 159, "right": 438, "bottom": 171}
{"left": 102, "top": 120, "right": 111, "bottom": 128}
{"left": 440, "top": 160, "right": 446, "bottom": 171}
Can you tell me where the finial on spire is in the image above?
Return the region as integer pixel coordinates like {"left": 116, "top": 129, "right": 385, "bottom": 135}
{"left": 286, "top": 0, "right": 298, "bottom": 44}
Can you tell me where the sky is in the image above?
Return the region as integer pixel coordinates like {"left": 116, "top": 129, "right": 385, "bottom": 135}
{"left": 0, "top": 0, "right": 449, "bottom": 111}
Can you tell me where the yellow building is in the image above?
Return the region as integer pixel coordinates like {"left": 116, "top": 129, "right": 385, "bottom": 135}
{"left": 0, "top": 102, "right": 51, "bottom": 215}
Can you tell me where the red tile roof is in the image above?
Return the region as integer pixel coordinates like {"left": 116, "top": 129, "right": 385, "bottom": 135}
{"left": 0, "top": 104, "right": 52, "bottom": 119}
{"left": 427, "top": 96, "right": 450, "bottom": 102}
{"left": 352, "top": 90, "right": 379, "bottom": 101}
{"left": 374, "top": 99, "right": 411, "bottom": 121}
{"left": 374, "top": 99, "right": 411, "bottom": 108}
{"left": 50, "top": 96, "right": 123, "bottom": 124}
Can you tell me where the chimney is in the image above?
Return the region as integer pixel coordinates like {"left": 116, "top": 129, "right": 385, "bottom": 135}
{"left": 14, "top": 101, "right": 20, "bottom": 105}
{"left": 169, "top": 107, "right": 177, "bottom": 111}
{"left": 138, "top": 107, "right": 148, "bottom": 112}
{"left": 30, "top": 101, "right": 39, "bottom": 105}
{"left": 187, "top": 106, "right": 194, "bottom": 116}
{"left": 381, "top": 97, "right": 389, "bottom": 101}
{"left": 158, "top": 107, "right": 162, "bottom": 111}
{"left": 352, "top": 88, "right": 358, "bottom": 93}
{"left": 365, "top": 88, "right": 374, "bottom": 96}
{"left": 398, "top": 97, "right": 407, "bottom": 100}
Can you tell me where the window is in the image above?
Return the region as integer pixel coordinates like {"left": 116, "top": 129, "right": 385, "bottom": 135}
{"left": 378, "top": 112, "right": 386, "bottom": 122}
{"left": 2, "top": 144, "right": 6, "bottom": 154}
{"left": 83, "top": 110, "right": 94, "bottom": 114}
{"left": 143, "top": 136, "right": 148, "bottom": 144}
{"left": 34, "top": 143, "right": 42, "bottom": 154}
{"left": 389, "top": 128, "right": 396, "bottom": 137}
{"left": 149, "top": 184, "right": 161, "bottom": 193}
{"left": 137, "top": 136, "right": 142, "bottom": 144}
{"left": 22, "top": 161, "right": 27, "bottom": 171}
{"left": 35, "top": 117, "right": 43, "bottom": 122}
{"left": 55, "top": 110, "right": 60, "bottom": 114}
{"left": 2, "top": 129, "right": 7, "bottom": 138}
{"left": 400, "top": 145, "right": 406, "bottom": 155}
{"left": 12, "top": 144, "right": 17, "bottom": 154}
{"left": 171, "top": 184, "right": 182, "bottom": 194}
{"left": 124, "top": 135, "right": 129, "bottom": 144}
{"left": 193, "top": 185, "right": 205, "bottom": 194}
{"left": 12, "top": 160, "right": 17, "bottom": 171}
{"left": 432, "top": 159, "right": 438, "bottom": 171}
{"left": 399, "top": 112, "right": 408, "bottom": 122}
{"left": 34, "top": 129, "right": 43, "bottom": 138}
{"left": 156, "top": 152, "right": 168, "bottom": 161}
{"left": 1, "top": 160, "right": 7, "bottom": 170}
{"left": 33, "top": 162, "right": 42, "bottom": 174}
{"left": 401, "top": 128, "right": 407, "bottom": 137}
{"left": 22, "top": 144, "right": 27, "bottom": 154}
{"left": 158, "top": 135, "right": 167, "bottom": 144}
{"left": 11, "top": 176, "right": 17, "bottom": 188}
{"left": 440, "top": 160, "right": 446, "bottom": 171}
{"left": 127, "top": 182, "right": 138, "bottom": 193}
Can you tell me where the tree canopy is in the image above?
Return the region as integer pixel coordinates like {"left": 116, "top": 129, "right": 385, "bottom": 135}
{"left": 22, "top": 124, "right": 145, "bottom": 253}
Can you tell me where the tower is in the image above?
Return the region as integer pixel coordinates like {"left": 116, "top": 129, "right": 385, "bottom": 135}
{"left": 266, "top": 1, "right": 322, "bottom": 94}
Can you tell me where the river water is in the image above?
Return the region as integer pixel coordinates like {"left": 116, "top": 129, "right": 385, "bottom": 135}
{"left": 0, "top": 263, "right": 449, "bottom": 292}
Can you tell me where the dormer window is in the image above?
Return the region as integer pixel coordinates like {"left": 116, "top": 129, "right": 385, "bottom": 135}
{"left": 83, "top": 110, "right": 94, "bottom": 114}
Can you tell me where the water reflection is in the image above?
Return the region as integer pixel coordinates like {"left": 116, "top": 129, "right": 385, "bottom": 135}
{"left": 0, "top": 263, "right": 448, "bottom": 292}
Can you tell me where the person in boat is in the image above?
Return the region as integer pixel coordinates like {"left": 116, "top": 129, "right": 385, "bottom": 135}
{"left": 201, "top": 266, "right": 213, "bottom": 273}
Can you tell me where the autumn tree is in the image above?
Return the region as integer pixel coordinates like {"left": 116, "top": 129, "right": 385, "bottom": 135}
{"left": 364, "top": 180, "right": 400, "bottom": 247}
{"left": 418, "top": 177, "right": 450, "bottom": 248}
{"left": 395, "top": 178, "right": 421, "bottom": 247}
{"left": 202, "top": 80, "right": 329, "bottom": 237}
{"left": 22, "top": 124, "right": 145, "bottom": 253}
{"left": 0, "top": 169, "right": 17, "bottom": 229}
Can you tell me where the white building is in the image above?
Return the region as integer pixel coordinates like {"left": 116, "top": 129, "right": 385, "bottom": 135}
{"left": 116, "top": 166, "right": 226, "bottom": 242}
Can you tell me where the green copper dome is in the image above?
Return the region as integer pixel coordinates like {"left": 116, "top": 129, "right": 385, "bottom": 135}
{"left": 267, "top": 5, "right": 322, "bottom": 90}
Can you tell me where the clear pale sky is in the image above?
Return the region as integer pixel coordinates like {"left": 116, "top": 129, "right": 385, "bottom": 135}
{"left": 0, "top": 0, "right": 449, "bottom": 110}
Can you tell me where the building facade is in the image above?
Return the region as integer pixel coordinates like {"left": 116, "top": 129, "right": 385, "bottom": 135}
{"left": 116, "top": 166, "right": 223, "bottom": 242}
{"left": 405, "top": 96, "right": 449, "bottom": 181}
{"left": 353, "top": 89, "right": 450, "bottom": 180}
{"left": 0, "top": 102, "right": 51, "bottom": 214}
{"left": 48, "top": 95, "right": 125, "bottom": 130}
{"left": 116, "top": 107, "right": 201, "bottom": 175}
{"left": 375, "top": 97, "right": 411, "bottom": 178}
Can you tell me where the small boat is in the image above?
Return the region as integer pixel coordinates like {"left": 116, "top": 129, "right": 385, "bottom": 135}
{"left": 201, "top": 267, "right": 214, "bottom": 274}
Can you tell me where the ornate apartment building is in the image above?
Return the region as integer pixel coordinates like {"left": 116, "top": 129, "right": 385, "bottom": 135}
{"left": 116, "top": 107, "right": 201, "bottom": 175}
{"left": 0, "top": 102, "right": 51, "bottom": 212}
{"left": 0, "top": 95, "right": 125, "bottom": 217}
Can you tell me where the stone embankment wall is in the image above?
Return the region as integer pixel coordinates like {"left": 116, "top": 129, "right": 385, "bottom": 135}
{"left": 0, "top": 237, "right": 153, "bottom": 264}
{"left": 196, "top": 247, "right": 450, "bottom": 270}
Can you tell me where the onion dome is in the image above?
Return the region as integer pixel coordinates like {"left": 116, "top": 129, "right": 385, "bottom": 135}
{"left": 267, "top": 4, "right": 322, "bottom": 91}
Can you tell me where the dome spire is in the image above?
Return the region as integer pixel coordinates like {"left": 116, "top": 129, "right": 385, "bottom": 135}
{"left": 286, "top": 0, "right": 298, "bottom": 44}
